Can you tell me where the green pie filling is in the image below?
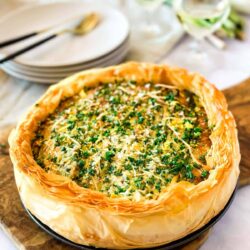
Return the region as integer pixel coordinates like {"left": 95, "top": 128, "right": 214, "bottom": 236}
{"left": 32, "top": 81, "right": 212, "bottom": 200}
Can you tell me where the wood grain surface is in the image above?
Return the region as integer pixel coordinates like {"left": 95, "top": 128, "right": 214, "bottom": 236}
{"left": 223, "top": 80, "right": 250, "bottom": 187}
{"left": 0, "top": 79, "right": 250, "bottom": 250}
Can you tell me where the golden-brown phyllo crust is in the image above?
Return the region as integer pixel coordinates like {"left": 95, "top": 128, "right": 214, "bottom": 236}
{"left": 9, "top": 62, "right": 240, "bottom": 249}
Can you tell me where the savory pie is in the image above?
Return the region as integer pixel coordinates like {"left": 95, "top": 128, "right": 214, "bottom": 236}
{"left": 9, "top": 62, "right": 240, "bottom": 249}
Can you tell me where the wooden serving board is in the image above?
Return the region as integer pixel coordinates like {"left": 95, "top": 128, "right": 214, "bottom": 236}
{"left": 0, "top": 79, "right": 250, "bottom": 250}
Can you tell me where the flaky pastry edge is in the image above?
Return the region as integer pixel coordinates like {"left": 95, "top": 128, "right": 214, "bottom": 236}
{"left": 9, "top": 62, "right": 240, "bottom": 249}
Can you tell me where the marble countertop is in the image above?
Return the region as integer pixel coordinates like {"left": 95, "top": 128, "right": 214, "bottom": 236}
{"left": 0, "top": 1, "right": 250, "bottom": 250}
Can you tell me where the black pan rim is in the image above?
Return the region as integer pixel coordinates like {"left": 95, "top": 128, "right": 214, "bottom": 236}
{"left": 22, "top": 187, "right": 237, "bottom": 250}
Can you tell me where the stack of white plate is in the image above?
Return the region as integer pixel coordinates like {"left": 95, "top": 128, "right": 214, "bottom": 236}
{"left": 0, "top": 2, "right": 130, "bottom": 84}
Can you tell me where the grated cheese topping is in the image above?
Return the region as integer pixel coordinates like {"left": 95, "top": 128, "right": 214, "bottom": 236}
{"left": 32, "top": 81, "right": 211, "bottom": 201}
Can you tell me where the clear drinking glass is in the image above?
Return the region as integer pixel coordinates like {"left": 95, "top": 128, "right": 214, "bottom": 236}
{"left": 135, "top": 0, "right": 165, "bottom": 38}
{"left": 173, "top": 0, "right": 230, "bottom": 70}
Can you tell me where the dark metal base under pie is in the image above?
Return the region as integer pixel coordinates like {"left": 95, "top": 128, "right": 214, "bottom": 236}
{"left": 22, "top": 188, "right": 236, "bottom": 250}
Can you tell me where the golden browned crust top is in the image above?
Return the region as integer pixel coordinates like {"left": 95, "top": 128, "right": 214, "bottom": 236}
{"left": 8, "top": 62, "right": 240, "bottom": 248}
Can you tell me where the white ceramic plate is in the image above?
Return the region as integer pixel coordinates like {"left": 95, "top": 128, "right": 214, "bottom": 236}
{"left": 1, "top": 66, "right": 61, "bottom": 84}
{"left": 5, "top": 37, "right": 130, "bottom": 74}
{"left": 0, "top": 2, "right": 129, "bottom": 67}
{"left": 1, "top": 46, "right": 128, "bottom": 84}
{"left": 3, "top": 44, "right": 129, "bottom": 78}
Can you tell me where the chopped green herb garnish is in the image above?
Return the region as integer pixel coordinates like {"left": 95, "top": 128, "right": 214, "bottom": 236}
{"left": 32, "top": 80, "right": 211, "bottom": 200}
{"left": 105, "top": 151, "right": 115, "bottom": 161}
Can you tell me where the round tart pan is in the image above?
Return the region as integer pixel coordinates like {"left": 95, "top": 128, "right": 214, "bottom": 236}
{"left": 22, "top": 188, "right": 236, "bottom": 250}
